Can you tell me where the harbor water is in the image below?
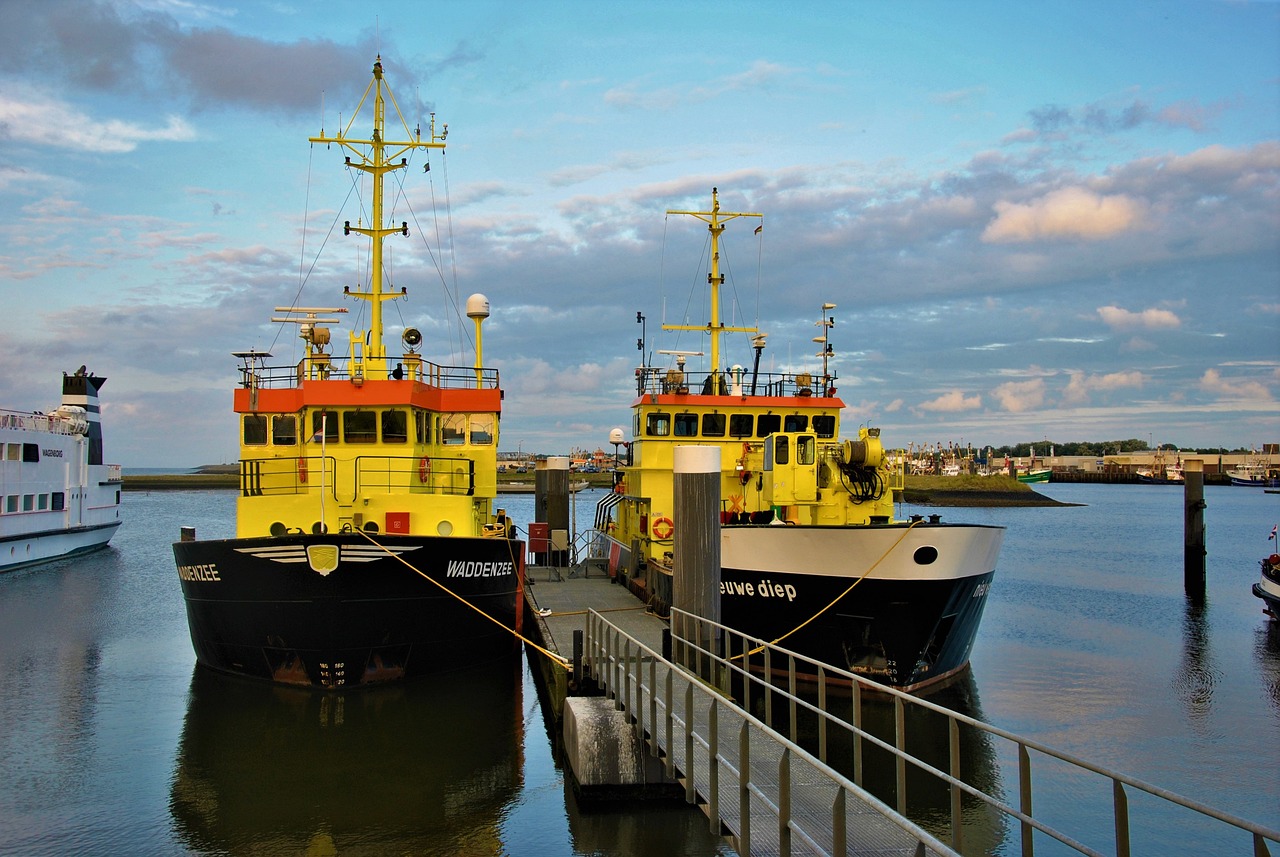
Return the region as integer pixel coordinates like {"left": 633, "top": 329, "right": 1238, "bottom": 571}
{"left": 0, "top": 482, "right": 1276, "bottom": 855}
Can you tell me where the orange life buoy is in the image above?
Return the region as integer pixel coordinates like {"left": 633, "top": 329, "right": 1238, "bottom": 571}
{"left": 297, "top": 457, "right": 308, "bottom": 483}
{"left": 418, "top": 457, "right": 432, "bottom": 482}
{"left": 652, "top": 516, "right": 673, "bottom": 539}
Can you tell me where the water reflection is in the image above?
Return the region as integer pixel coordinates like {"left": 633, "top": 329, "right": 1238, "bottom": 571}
{"left": 1173, "top": 599, "right": 1223, "bottom": 726}
{"left": 1254, "top": 619, "right": 1280, "bottom": 718}
{"left": 170, "top": 657, "right": 524, "bottom": 855}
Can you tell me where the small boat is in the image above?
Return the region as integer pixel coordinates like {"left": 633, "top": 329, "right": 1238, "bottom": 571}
{"left": 1, "top": 367, "right": 122, "bottom": 572}
{"left": 1228, "top": 460, "right": 1280, "bottom": 488}
{"left": 172, "top": 57, "right": 524, "bottom": 689}
{"left": 1016, "top": 468, "right": 1051, "bottom": 484}
{"left": 1136, "top": 446, "right": 1184, "bottom": 484}
{"left": 1255, "top": 550, "right": 1280, "bottom": 620}
{"left": 594, "top": 188, "right": 1005, "bottom": 693}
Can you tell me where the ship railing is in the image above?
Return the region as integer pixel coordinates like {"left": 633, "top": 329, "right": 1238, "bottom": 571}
{"left": 634, "top": 366, "right": 835, "bottom": 398}
{"left": 238, "top": 454, "right": 476, "bottom": 498}
{"left": 664, "top": 608, "right": 1280, "bottom": 857}
{"left": 0, "top": 410, "right": 75, "bottom": 434}
{"left": 106, "top": 464, "right": 123, "bottom": 483}
{"left": 240, "top": 359, "right": 499, "bottom": 390}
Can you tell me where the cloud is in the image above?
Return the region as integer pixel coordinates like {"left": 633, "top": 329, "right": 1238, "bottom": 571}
{"left": 982, "top": 187, "right": 1144, "bottom": 242}
{"left": 990, "top": 378, "right": 1046, "bottom": 413}
{"left": 1062, "top": 370, "right": 1146, "bottom": 404}
{"left": 1096, "top": 305, "right": 1181, "bottom": 331}
{"left": 1199, "top": 369, "right": 1272, "bottom": 402}
{"left": 0, "top": 92, "right": 195, "bottom": 153}
{"left": 917, "top": 390, "right": 981, "bottom": 413}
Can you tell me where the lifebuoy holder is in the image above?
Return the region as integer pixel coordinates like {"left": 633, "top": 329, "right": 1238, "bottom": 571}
{"left": 652, "top": 516, "right": 674, "bottom": 539}
{"left": 418, "top": 457, "right": 432, "bottom": 483}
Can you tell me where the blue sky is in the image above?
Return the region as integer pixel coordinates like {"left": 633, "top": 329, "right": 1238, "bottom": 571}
{"left": 1, "top": 0, "right": 1277, "bottom": 468}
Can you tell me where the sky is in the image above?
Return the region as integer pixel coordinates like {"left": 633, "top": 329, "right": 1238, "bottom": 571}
{"left": 1, "top": 0, "right": 1277, "bottom": 468}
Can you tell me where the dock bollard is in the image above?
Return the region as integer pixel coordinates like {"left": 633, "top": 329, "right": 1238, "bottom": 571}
{"left": 180, "top": 526, "right": 196, "bottom": 542}
{"left": 1183, "top": 459, "right": 1206, "bottom": 600}
{"left": 673, "top": 445, "right": 721, "bottom": 683}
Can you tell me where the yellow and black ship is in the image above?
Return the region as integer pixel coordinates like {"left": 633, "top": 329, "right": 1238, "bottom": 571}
{"left": 596, "top": 189, "right": 1004, "bottom": 692}
{"left": 173, "top": 58, "right": 523, "bottom": 689}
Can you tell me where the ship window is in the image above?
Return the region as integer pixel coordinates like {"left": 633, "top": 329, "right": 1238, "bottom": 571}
{"left": 38, "top": 494, "right": 48, "bottom": 510}
{"left": 757, "top": 414, "right": 781, "bottom": 437}
{"left": 813, "top": 415, "right": 836, "bottom": 438}
{"left": 784, "top": 414, "right": 808, "bottom": 432}
{"left": 272, "top": 415, "right": 297, "bottom": 446}
{"left": 311, "top": 411, "right": 339, "bottom": 443}
{"left": 23, "top": 443, "right": 39, "bottom": 462}
{"left": 674, "top": 413, "right": 698, "bottom": 437}
{"left": 729, "top": 414, "right": 753, "bottom": 438}
{"left": 381, "top": 410, "right": 408, "bottom": 444}
{"left": 469, "top": 413, "right": 495, "bottom": 445}
{"left": 441, "top": 413, "right": 466, "bottom": 445}
{"left": 797, "top": 435, "right": 815, "bottom": 465}
{"left": 701, "top": 413, "right": 726, "bottom": 437}
{"left": 415, "top": 411, "right": 430, "bottom": 444}
{"left": 242, "top": 414, "right": 268, "bottom": 446}
{"left": 51, "top": 492, "right": 65, "bottom": 511}
{"left": 343, "top": 411, "right": 377, "bottom": 444}
{"left": 4, "top": 496, "right": 14, "bottom": 514}
{"left": 774, "top": 435, "right": 790, "bottom": 465}
{"left": 646, "top": 412, "right": 670, "bottom": 437}
{"left": 22, "top": 495, "right": 34, "bottom": 512}
{"left": 5, "top": 443, "right": 17, "bottom": 460}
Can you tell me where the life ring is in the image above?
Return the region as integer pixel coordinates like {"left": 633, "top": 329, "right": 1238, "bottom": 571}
{"left": 652, "top": 516, "right": 674, "bottom": 539}
{"left": 418, "top": 457, "right": 432, "bottom": 482}
{"left": 297, "top": 457, "right": 308, "bottom": 483}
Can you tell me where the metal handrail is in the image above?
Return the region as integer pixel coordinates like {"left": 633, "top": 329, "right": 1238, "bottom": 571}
{"left": 667, "top": 608, "right": 1279, "bottom": 857}
{"left": 584, "top": 609, "right": 958, "bottom": 857}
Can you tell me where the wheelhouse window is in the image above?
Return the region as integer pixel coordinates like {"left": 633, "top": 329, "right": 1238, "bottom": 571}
{"left": 343, "top": 411, "right": 377, "bottom": 443}
{"left": 729, "top": 414, "right": 753, "bottom": 438}
{"left": 382, "top": 410, "right": 408, "bottom": 444}
{"left": 784, "top": 414, "right": 808, "bottom": 432}
{"left": 440, "top": 414, "right": 466, "bottom": 445}
{"left": 813, "top": 414, "right": 836, "bottom": 438}
{"left": 243, "top": 414, "right": 268, "bottom": 446}
{"left": 469, "top": 413, "right": 495, "bottom": 445}
{"left": 311, "top": 411, "right": 339, "bottom": 443}
{"left": 757, "top": 414, "right": 781, "bottom": 438}
{"left": 646, "top": 412, "right": 670, "bottom": 437}
{"left": 673, "top": 413, "right": 698, "bottom": 437}
{"left": 271, "top": 415, "right": 297, "bottom": 446}
{"left": 701, "top": 413, "right": 726, "bottom": 437}
{"left": 416, "top": 411, "right": 430, "bottom": 444}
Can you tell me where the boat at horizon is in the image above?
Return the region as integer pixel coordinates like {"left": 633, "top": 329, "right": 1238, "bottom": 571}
{"left": 172, "top": 57, "right": 524, "bottom": 689}
{"left": 1, "top": 367, "right": 123, "bottom": 572}
{"left": 594, "top": 188, "right": 1005, "bottom": 693}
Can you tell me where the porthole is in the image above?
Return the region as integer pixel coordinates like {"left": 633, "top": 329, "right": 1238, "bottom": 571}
{"left": 913, "top": 546, "right": 939, "bottom": 565}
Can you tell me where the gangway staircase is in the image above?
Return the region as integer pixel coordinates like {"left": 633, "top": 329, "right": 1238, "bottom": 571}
{"left": 582, "top": 607, "right": 1280, "bottom": 857}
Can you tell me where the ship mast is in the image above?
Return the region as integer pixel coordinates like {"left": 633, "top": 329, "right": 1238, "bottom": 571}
{"left": 308, "top": 56, "right": 447, "bottom": 380}
{"left": 665, "top": 188, "right": 762, "bottom": 377}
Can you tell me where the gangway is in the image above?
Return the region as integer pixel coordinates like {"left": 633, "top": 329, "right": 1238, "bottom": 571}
{"left": 581, "top": 607, "right": 1280, "bottom": 857}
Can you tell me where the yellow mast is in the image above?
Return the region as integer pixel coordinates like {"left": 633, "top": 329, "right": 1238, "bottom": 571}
{"left": 665, "top": 187, "right": 762, "bottom": 375}
{"left": 308, "top": 56, "right": 447, "bottom": 379}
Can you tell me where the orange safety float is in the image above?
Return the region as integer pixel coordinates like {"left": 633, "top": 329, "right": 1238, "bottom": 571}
{"left": 418, "top": 456, "right": 432, "bottom": 482}
{"left": 652, "top": 516, "right": 674, "bottom": 539}
{"left": 297, "top": 457, "right": 308, "bottom": 483}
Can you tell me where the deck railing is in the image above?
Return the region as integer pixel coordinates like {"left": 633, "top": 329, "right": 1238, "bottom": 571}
{"left": 240, "top": 359, "right": 499, "bottom": 390}
{"left": 634, "top": 366, "right": 835, "bottom": 399}
{"left": 239, "top": 454, "right": 477, "bottom": 499}
{"left": 664, "top": 608, "right": 1279, "bottom": 857}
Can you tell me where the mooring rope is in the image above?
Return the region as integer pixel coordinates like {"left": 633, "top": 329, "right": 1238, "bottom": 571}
{"left": 355, "top": 528, "right": 570, "bottom": 669}
{"left": 730, "top": 518, "right": 924, "bottom": 660}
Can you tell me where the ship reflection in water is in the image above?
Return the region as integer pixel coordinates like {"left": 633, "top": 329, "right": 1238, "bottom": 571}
{"left": 169, "top": 657, "right": 524, "bottom": 854}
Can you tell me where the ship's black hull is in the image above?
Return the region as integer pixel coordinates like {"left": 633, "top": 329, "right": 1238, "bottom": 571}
{"left": 173, "top": 533, "right": 525, "bottom": 688}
